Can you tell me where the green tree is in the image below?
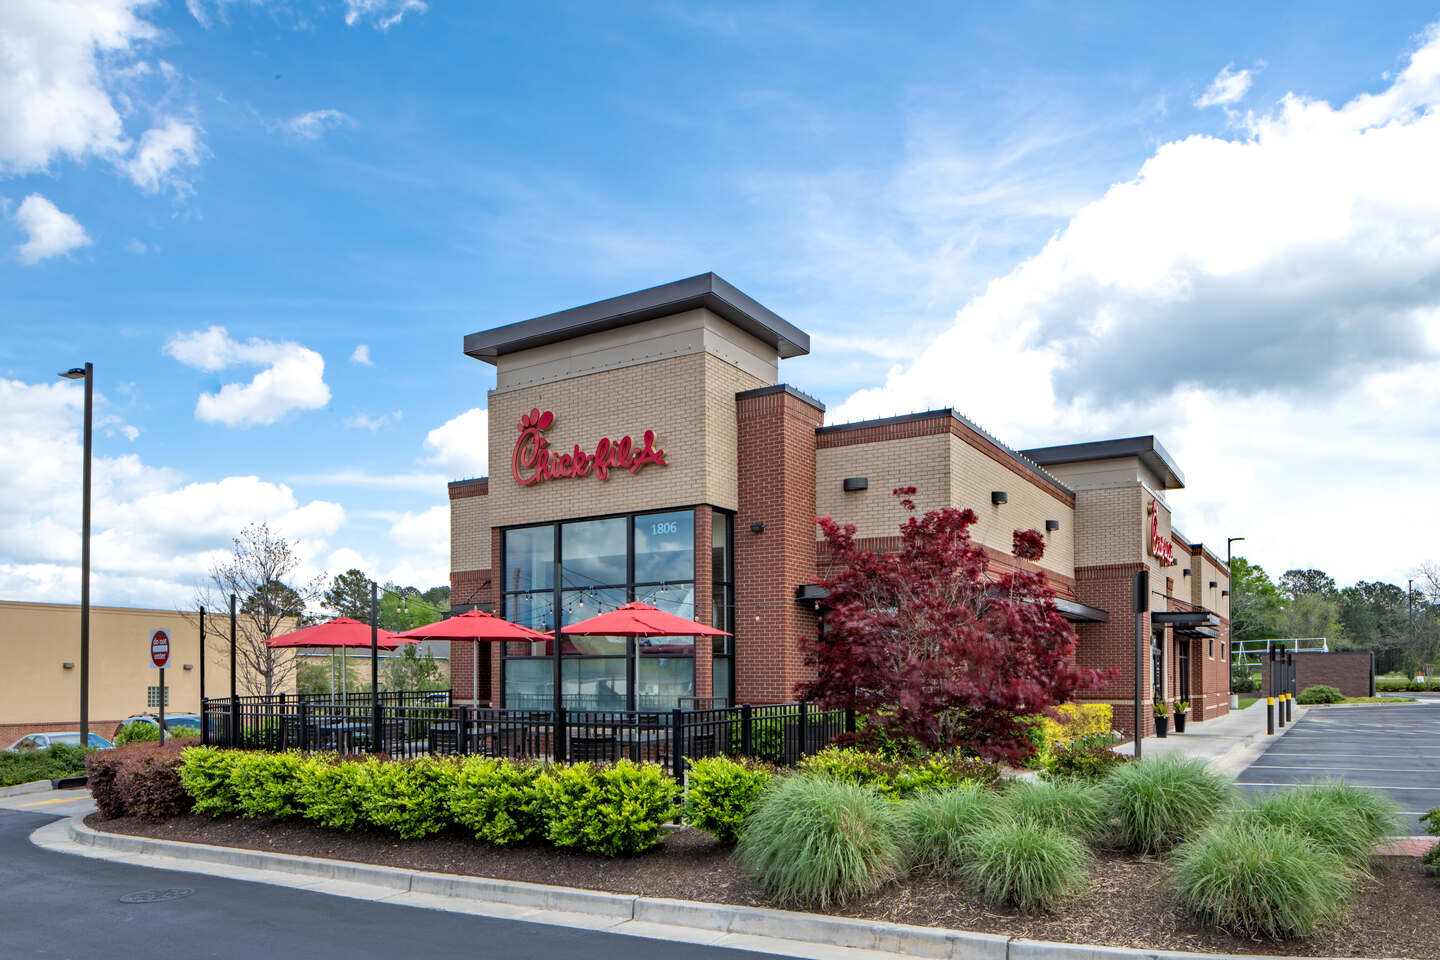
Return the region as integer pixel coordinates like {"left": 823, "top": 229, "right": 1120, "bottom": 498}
{"left": 1279, "top": 568, "right": 1337, "bottom": 601}
{"left": 1282, "top": 592, "right": 1345, "bottom": 644}
{"left": 324, "top": 568, "right": 374, "bottom": 622}
{"left": 383, "top": 644, "right": 446, "bottom": 691}
{"left": 296, "top": 661, "right": 329, "bottom": 695}
{"left": 1229, "top": 557, "right": 1286, "bottom": 644}
{"left": 378, "top": 584, "right": 444, "bottom": 631}
{"left": 421, "top": 585, "right": 451, "bottom": 609}
{"left": 1337, "top": 581, "right": 1409, "bottom": 650}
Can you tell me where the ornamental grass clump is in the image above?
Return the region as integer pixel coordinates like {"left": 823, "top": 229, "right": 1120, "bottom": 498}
{"left": 899, "top": 783, "right": 1001, "bottom": 873}
{"left": 962, "top": 820, "right": 1090, "bottom": 913}
{"left": 1000, "top": 779, "right": 1106, "bottom": 842}
{"left": 683, "top": 755, "right": 775, "bottom": 844}
{"left": 296, "top": 756, "right": 371, "bottom": 832}
{"left": 1172, "top": 820, "right": 1354, "bottom": 939}
{"left": 1099, "top": 756, "right": 1234, "bottom": 854}
{"left": 448, "top": 757, "right": 546, "bottom": 846}
{"left": 1223, "top": 784, "right": 1399, "bottom": 867}
{"left": 737, "top": 775, "right": 904, "bottom": 908}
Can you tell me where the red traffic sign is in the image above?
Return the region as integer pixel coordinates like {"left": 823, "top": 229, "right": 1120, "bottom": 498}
{"left": 150, "top": 629, "right": 171, "bottom": 668}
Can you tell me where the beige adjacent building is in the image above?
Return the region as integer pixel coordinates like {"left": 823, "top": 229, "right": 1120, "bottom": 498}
{"left": 0, "top": 600, "right": 293, "bottom": 744}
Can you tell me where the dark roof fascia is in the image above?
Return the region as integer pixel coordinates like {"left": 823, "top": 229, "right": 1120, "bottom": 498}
{"left": 464, "top": 273, "right": 810, "bottom": 363}
{"left": 1151, "top": 610, "right": 1221, "bottom": 628}
{"left": 817, "top": 408, "right": 1074, "bottom": 499}
{"left": 736, "top": 383, "right": 826, "bottom": 411}
{"left": 1054, "top": 597, "right": 1110, "bottom": 623}
{"left": 1020, "top": 435, "right": 1186, "bottom": 490}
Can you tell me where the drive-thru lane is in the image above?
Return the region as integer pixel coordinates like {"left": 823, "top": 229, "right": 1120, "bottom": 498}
{"left": 0, "top": 809, "right": 789, "bottom": 960}
{"left": 1236, "top": 701, "right": 1440, "bottom": 834}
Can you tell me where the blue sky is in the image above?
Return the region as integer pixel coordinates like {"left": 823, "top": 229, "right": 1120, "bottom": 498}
{"left": 4, "top": 1, "right": 1440, "bottom": 606}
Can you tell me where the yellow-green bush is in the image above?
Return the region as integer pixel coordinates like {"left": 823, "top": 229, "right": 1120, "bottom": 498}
{"left": 360, "top": 756, "right": 456, "bottom": 839}
{"left": 683, "top": 756, "right": 775, "bottom": 844}
{"left": 797, "top": 747, "right": 998, "bottom": 798}
{"left": 177, "top": 746, "right": 240, "bottom": 816}
{"left": 535, "top": 760, "right": 679, "bottom": 856}
{"left": 228, "top": 751, "right": 307, "bottom": 819}
{"left": 448, "top": 757, "right": 546, "bottom": 846}
{"left": 296, "top": 756, "right": 371, "bottom": 831}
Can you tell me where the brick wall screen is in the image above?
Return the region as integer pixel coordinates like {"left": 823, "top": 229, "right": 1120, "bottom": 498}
{"left": 1262, "top": 651, "right": 1375, "bottom": 699}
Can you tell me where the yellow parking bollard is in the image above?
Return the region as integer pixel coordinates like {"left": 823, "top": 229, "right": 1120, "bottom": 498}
{"left": 1267, "top": 696, "right": 1275, "bottom": 735}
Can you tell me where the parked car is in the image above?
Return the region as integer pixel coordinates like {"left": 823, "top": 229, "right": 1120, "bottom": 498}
{"left": 114, "top": 713, "right": 201, "bottom": 737}
{"left": 6, "top": 732, "right": 113, "bottom": 751}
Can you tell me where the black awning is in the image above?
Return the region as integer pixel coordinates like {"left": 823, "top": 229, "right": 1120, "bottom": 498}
{"left": 795, "top": 584, "right": 829, "bottom": 604}
{"left": 1054, "top": 598, "right": 1110, "bottom": 623}
{"left": 1151, "top": 610, "right": 1221, "bottom": 638}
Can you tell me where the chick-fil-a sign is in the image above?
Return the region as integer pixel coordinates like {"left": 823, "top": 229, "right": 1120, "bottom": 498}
{"left": 511, "top": 408, "right": 668, "bottom": 487}
{"left": 1148, "top": 499, "right": 1176, "bottom": 567}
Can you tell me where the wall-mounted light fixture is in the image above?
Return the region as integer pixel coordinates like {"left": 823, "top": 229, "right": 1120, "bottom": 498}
{"left": 1182, "top": 568, "right": 1191, "bottom": 577}
{"left": 842, "top": 477, "right": 869, "bottom": 492}
{"left": 1221, "top": 590, "right": 1230, "bottom": 598}
{"left": 991, "top": 491, "right": 1008, "bottom": 505}
{"left": 750, "top": 521, "right": 766, "bottom": 534}
{"left": 183, "top": 663, "right": 194, "bottom": 671}
{"left": 1209, "top": 580, "right": 1218, "bottom": 589}
{"left": 1045, "top": 519, "right": 1060, "bottom": 532}
{"left": 62, "top": 661, "right": 75, "bottom": 670}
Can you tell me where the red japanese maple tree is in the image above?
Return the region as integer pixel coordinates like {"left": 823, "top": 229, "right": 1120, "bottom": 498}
{"left": 802, "top": 487, "right": 1104, "bottom": 763}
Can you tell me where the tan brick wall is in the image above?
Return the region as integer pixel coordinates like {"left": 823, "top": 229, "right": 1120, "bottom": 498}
{"left": 815, "top": 434, "right": 951, "bottom": 538}
{"left": 1197, "top": 552, "right": 1230, "bottom": 620}
{"left": 450, "top": 496, "right": 490, "bottom": 573}
{"left": 1074, "top": 485, "right": 1143, "bottom": 567}
{"left": 949, "top": 434, "right": 1074, "bottom": 579}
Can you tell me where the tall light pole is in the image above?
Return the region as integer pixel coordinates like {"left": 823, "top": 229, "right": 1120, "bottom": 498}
{"left": 1408, "top": 579, "right": 1415, "bottom": 674}
{"left": 1226, "top": 536, "right": 1245, "bottom": 695}
{"left": 59, "top": 363, "right": 93, "bottom": 748}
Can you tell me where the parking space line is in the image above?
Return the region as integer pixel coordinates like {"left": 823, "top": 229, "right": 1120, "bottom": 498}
{"left": 1247, "top": 764, "right": 1435, "bottom": 773}
{"left": 1238, "top": 782, "right": 1440, "bottom": 791}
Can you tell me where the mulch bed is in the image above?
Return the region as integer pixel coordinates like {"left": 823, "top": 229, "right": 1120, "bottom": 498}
{"left": 89, "top": 814, "right": 1437, "bottom": 959}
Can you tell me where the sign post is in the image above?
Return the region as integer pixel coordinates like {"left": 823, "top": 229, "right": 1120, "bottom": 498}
{"left": 1133, "top": 570, "right": 1149, "bottom": 760}
{"left": 150, "top": 628, "right": 171, "bottom": 744}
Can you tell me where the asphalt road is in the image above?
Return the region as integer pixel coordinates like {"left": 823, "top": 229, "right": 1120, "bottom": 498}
{"left": 0, "top": 809, "right": 786, "bottom": 960}
{"left": 1236, "top": 701, "right": 1440, "bottom": 834}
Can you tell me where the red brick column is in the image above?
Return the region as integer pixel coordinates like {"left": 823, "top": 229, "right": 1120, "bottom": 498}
{"left": 734, "top": 385, "right": 824, "bottom": 704}
{"left": 1074, "top": 563, "right": 1153, "bottom": 737}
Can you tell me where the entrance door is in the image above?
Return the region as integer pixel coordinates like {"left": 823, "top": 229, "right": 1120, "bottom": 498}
{"left": 1151, "top": 628, "right": 1164, "bottom": 700}
{"left": 1178, "top": 641, "right": 1191, "bottom": 703}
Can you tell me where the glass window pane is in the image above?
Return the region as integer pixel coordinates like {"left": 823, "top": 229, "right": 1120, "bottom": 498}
{"left": 561, "top": 518, "right": 627, "bottom": 587}
{"left": 634, "top": 510, "right": 694, "bottom": 583}
{"left": 559, "top": 587, "right": 627, "bottom": 626}
{"left": 711, "top": 512, "right": 730, "bottom": 583}
{"left": 712, "top": 657, "right": 732, "bottom": 704}
{"left": 710, "top": 584, "right": 730, "bottom": 632}
{"left": 636, "top": 657, "right": 694, "bottom": 710}
{"left": 505, "top": 591, "right": 555, "bottom": 633}
{"left": 561, "top": 657, "right": 627, "bottom": 711}
{"left": 504, "top": 657, "right": 553, "bottom": 710}
{"left": 641, "top": 582, "right": 694, "bottom": 622}
{"left": 505, "top": 526, "right": 554, "bottom": 592}
{"left": 638, "top": 634, "right": 693, "bottom": 656}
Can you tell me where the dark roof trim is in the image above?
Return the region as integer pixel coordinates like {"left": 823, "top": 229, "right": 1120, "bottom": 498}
{"left": 1020, "top": 435, "right": 1186, "bottom": 490}
{"left": 464, "top": 273, "right": 810, "bottom": 363}
{"left": 736, "top": 383, "right": 826, "bottom": 411}
{"left": 1054, "top": 597, "right": 1110, "bottom": 623}
{"left": 818, "top": 408, "right": 1074, "bottom": 499}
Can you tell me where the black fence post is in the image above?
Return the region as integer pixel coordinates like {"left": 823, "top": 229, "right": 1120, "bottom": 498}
{"left": 671, "top": 708, "right": 686, "bottom": 781}
{"left": 199, "top": 605, "right": 207, "bottom": 744}
{"left": 369, "top": 582, "right": 381, "bottom": 755}
{"left": 797, "top": 700, "right": 810, "bottom": 760}
{"left": 845, "top": 706, "right": 856, "bottom": 735}
{"left": 299, "top": 699, "right": 309, "bottom": 752}
{"left": 228, "top": 593, "right": 238, "bottom": 748}
{"left": 455, "top": 706, "right": 469, "bottom": 756}
{"left": 555, "top": 708, "right": 568, "bottom": 763}
{"left": 740, "top": 704, "right": 753, "bottom": 756}
{"left": 201, "top": 697, "right": 209, "bottom": 745}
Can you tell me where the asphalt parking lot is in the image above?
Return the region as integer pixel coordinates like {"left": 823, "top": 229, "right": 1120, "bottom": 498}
{"left": 1237, "top": 700, "right": 1440, "bottom": 835}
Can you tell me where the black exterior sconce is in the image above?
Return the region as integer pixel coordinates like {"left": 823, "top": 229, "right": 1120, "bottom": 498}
{"left": 1209, "top": 580, "right": 1218, "bottom": 589}
{"left": 1045, "top": 519, "right": 1060, "bottom": 532}
{"left": 750, "top": 521, "right": 766, "bottom": 534}
{"left": 842, "top": 477, "right": 869, "bottom": 492}
{"left": 991, "top": 491, "right": 1008, "bottom": 505}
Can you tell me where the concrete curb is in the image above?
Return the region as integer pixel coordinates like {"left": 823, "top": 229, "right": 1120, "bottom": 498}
{"left": 0, "top": 779, "right": 53, "bottom": 798}
{"left": 36, "top": 817, "right": 1364, "bottom": 960}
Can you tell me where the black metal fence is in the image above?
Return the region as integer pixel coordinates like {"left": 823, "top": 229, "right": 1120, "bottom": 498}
{"left": 202, "top": 693, "right": 851, "bottom": 774}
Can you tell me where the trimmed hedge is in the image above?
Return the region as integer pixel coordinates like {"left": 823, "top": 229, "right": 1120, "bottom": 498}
{"left": 1297, "top": 685, "right": 1344, "bottom": 705}
{"left": 683, "top": 755, "right": 775, "bottom": 844}
{"left": 796, "top": 746, "right": 999, "bottom": 798}
{"left": 535, "top": 759, "right": 679, "bottom": 856}
{"left": 87, "top": 743, "right": 189, "bottom": 821}
{"left": 296, "top": 756, "right": 371, "bottom": 832}
{"left": 0, "top": 743, "right": 85, "bottom": 788}
{"left": 114, "top": 722, "right": 162, "bottom": 747}
{"left": 360, "top": 756, "right": 456, "bottom": 840}
{"left": 448, "top": 757, "right": 545, "bottom": 846}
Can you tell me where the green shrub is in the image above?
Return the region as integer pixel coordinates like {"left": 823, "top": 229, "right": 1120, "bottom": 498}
{"left": 85, "top": 749, "right": 128, "bottom": 818}
{"left": 1376, "top": 676, "right": 1410, "bottom": 692}
{"left": 228, "top": 751, "right": 307, "bottom": 819}
{"left": 1099, "top": 756, "right": 1234, "bottom": 854}
{"left": 1001, "top": 779, "right": 1106, "bottom": 841}
{"left": 899, "top": 784, "right": 1001, "bottom": 873}
{"left": 1042, "top": 733, "right": 1127, "bottom": 782}
{"left": 737, "top": 775, "right": 903, "bottom": 908}
{"left": 178, "top": 746, "right": 240, "bottom": 816}
{"left": 1172, "top": 820, "right": 1354, "bottom": 939}
{"left": 797, "top": 747, "right": 998, "bottom": 799}
{"left": 1298, "top": 685, "right": 1344, "bottom": 705}
{"left": 114, "top": 722, "right": 161, "bottom": 747}
{"left": 683, "top": 756, "right": 775, "bottom": 844}
{"left": 449, "top": 757, "right": 545, "bottom": 846}
{"left": 1422, "top": 807, "right": 1439, "bottom": 836}
{"left": 170, "top": 726, "right": 200, "bottom": 740}
{"left": 1422, "top": 842, "right": 1440, "bottom": 878}
{"left": 535, "top": 760, "right": 679, "bottom": 857}
{"left": 0, "top": 743, "right": 86, "bottom": 787}
{"left": 962, "top": 820, "right": 1090, "bottom": 913}
{"left": 361, "top": 756, "right": 456, "bottom": 839}
{"left": 296, "top": 757, "right": 371, "bottom": 831}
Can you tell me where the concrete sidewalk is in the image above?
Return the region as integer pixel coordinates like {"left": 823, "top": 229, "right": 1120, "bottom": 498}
{"left": 1112, "top": 699, "right": 1306, "bottom": 777}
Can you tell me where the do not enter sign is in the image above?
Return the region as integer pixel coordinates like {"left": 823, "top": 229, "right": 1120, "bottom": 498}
{"left": 150, "top": 629, "right": 171, "bottom": 668}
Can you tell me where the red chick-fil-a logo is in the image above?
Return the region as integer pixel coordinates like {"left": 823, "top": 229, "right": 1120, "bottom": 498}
{"left": 511, "top": 408, "right": 668, "bottom": 487}
{"left": 1148, "top": 499, "right": 1176, "bottom": 566}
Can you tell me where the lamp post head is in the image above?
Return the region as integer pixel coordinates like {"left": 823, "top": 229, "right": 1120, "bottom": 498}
{"left": 59, "top": 367, "right": 87, "bottom": 380}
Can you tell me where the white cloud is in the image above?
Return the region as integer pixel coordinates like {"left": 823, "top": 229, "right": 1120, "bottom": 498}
{"left": 343, "top": 0, "right": 428, "bottom": 30}
{"left": 346, "top": 410, "right": 402, "bottom": 432}
{"left": 1195, "top": 64, "right": 1254, "bottom": 109}
{"left": 124, "top": 118, "right": 202, "bottom": 194}
{"left": 123, "top": 238, "right": 152, "bottom": 254}
{"left": 164, "top": 326, "right": 331, "bottom": 427}
{"left": 424, "top": 407, "right": 488, "bottom": 477}
{"left": 350, "top": 343, "right": 372, "bottom": 366}
{"left": 13, "top": 194, "right": 91, "bottom": 265}
{"left": 284, "top": 108, "right": 355, "bottom": 140}
{"left": 832, "top": 24, "right": 1440, "bottom": 586}
{"left": 0, "top": 378, "right": 345, "bottom": 607}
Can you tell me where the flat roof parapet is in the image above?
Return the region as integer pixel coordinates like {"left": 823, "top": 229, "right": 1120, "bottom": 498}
{"left": 1021, "top": 435, "right": 1185, "bottom": 490}
{"left": 464, "top": 273, "right": 810, "bottom": 363}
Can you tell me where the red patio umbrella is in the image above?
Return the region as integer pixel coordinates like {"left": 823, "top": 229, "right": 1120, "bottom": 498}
{"left": 559, "top": 601, "right": 729, "bottom": 638}
{"left": 397, "top": 610, "right": 551, "bottom": 706}
{"left": 265, "top": 616, "right": 409, "bottom": 648}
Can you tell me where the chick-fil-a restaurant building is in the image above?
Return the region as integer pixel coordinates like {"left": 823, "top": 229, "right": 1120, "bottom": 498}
{"left": 446, "top": 274, "right": 1230, "bottom": 735}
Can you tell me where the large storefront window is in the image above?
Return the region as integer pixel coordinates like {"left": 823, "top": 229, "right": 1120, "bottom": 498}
{"left": 503, "top": 508, "right": 730, "bottom": 711}
{"left": 711, "top": 511, "right": 734, "bottom": 705}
